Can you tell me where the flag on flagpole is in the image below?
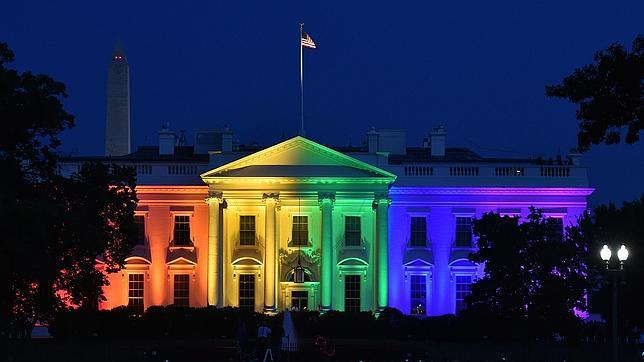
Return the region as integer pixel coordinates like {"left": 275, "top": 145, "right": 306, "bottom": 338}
{"left": 301, "top": 31, "right": 316, "bottom": 49}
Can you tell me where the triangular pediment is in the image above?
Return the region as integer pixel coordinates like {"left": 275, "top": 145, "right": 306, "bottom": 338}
{"left": 201, "top": 136, "right": 396, "bottom": 181}
{"left": 403, "top": 258, "right": 433, "bottom": 267}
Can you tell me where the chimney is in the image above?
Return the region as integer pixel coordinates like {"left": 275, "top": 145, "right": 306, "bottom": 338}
{"left": 567, "top": 151, "right": 581, "bottom": 166}
{"left": 158, "top": 124, "right": 177, "bottom": 155}
{"left": 367, "top": 127, "right": 379, "bottom": 153}
{"left": 430, "top": 124, "right": 446, "bottom": 157}
{"left": 222, "top": 124, "right": 233, "bottom": 153}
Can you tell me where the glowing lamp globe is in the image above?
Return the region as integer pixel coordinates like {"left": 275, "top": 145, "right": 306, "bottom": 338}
{"left": 617, "top": 245, "right": 629, "bottom": 262}
{"left": 600, "top": 245, "right": 611, "bottom": 261}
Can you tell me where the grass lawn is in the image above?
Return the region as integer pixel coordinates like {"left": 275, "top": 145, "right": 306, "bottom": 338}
{"left": 3, "top": 337, "right": 643, "bottom": 361}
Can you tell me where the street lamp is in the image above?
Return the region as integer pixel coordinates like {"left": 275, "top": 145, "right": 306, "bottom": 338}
{"left": 600, "top": 244, "right": 629, "bottom": 362}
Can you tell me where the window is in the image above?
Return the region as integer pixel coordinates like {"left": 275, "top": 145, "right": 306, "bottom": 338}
{"left": 291, "top": 290, "right": 308, "bottom": 311}
{"left": 410, "top": 275, "right": 427, "bottom": 315}
{"left": 173, "top": 215, "right": 191, "bottom": 246}
{"left": 345, "top": 216, "right": 361, "bottom": 246}
{"left": 134, "top": 215, "right": 146, "bottom": 245}
{"left": 239, "top": 274, "right": 255, "bottom": 312}
{"left": 287, "top": 268, "right": 311, "bottom": 282}
{"left": 344, "top": 275, "right": 361, "bottom": 312}
{"left": 292, "top": 216, "right": 308, "bottom": 246}
{"left": 549, "top": 217, "right": 564, "bottom": 241}
{"left": 410, "top": 217, "right": 427, "bottom": 247}
{"left": 455, "top": 217, "right": 473, "bottom": 247}
{"left": 455, "top": 275, "right": 472, "bottom": 313}
{"left": 128, "top": 273, "right": 144, "bottom": 315}
{"left": 239, "top": 216, "right": 256, "bottom": 245}
{"left": 173, "top": 274, "right": 190, "bottom": 307}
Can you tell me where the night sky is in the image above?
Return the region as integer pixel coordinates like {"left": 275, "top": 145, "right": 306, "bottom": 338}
{"left": 2, "top": 1, "right": 642, "bottom": 205}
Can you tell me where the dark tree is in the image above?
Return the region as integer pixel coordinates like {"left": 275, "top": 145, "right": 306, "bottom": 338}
{"left": 465, "top": 208, "right": 590, "bottom": 339}
{"left": 0, "top": 42, "right": 137, "bottom": 338}
{"left": 587, "top": 196, "right": 644, "bottom": 336}
{"left": 546, "top": 35, "right": 643, "bottom": 152}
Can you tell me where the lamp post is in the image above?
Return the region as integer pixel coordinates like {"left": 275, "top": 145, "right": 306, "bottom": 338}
{"left": 600, "top": 244, "right": 629, "bottom": 362}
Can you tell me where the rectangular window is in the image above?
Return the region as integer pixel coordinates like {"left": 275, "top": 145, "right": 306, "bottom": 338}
{"left": 134, "top": 215, "right": 146, "bottom": 245}
{"left": 128, "top": 273, "right": 144, "bottom": 315}
{"left": 173, "top": 215, "right": 191, "bottom": 246}
{"left": 239, "top": 274, "right": 255, "bottom": 312}
{"left": 455, "top": 217, "right": 473, "bottom": 247}
{"left": 291, "top": 290, "right": 308, "bottom": 311}
{"left": 549, "top": 217, "right": 564, "bottom": 241}
{"left": 173, "top": 274, "right": 190, "bottom": 307}
{"left": 410, "top": 217, "right": 427, "bottom": 247}
{"left": 344, "top": 275, "right": 361, "bottom": 312}
{"left": 239, "top": 215, "right": 256, "bottom": 246}
{"left": 292, "top": 216, "right": 308, "bottom": 246}
{"left": 455, "top": 275, "right": 472, "bottom": 313}
{"left": 345, "top": 216, "right": 361, "bottom": 247}
{"left": 410, "top": 275, "right": 427, "bottom": 315}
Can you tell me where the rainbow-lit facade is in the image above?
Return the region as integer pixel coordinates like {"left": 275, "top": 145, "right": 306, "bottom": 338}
{"left": 62, "top": 129, "right": 593, "bottom": 315}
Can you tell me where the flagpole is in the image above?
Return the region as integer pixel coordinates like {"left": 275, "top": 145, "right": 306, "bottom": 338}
{"left": 299, "top": 22, "right": 305, "bottom": 137}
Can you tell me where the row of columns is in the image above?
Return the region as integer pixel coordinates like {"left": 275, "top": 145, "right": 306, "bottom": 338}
{"left": 206, "top": 190, "right": 390, "bottom": 312}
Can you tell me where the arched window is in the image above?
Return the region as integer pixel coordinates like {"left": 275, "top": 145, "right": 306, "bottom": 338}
{"left": 286, "top": 267, "right": 313, "bottom": 282}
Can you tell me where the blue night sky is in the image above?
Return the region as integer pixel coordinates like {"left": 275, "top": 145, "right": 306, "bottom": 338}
{"left": 2, "top": 1, "right": 642, "bottom": 205}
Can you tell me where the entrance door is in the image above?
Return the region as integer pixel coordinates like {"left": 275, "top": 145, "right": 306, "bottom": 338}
{"left": 291, "top": 290, "right": 308, "bottom": 311}
{"left": 239, "top": 274, "right": 255, "bottom": 312}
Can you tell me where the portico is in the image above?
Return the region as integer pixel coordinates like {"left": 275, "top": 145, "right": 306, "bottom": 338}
{"left": 200, "top": 136, "right": 396, "bottom": 312}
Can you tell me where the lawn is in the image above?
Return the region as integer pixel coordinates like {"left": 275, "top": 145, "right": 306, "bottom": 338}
{"left": 3, "top": 337, "right": 643, "bottom": 361}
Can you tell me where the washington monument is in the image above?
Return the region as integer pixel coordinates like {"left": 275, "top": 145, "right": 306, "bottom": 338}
{"left": 105, "top": 43, "right": 131, "bottom": 156}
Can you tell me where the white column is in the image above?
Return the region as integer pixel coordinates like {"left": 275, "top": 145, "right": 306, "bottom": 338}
{"left": 263, "top": 193, "right": 279, "bottom": 312}
{"left": 319, "top": 192, "right": 335, "bottom": 311}
{"left": 374, "top": 195, "right": 390, "bottom": 310}
{"left": 206, "top": 191, "right": 222, "bottom": 306}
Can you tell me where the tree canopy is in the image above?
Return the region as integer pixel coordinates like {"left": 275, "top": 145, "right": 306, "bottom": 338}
{"left": 586, "top": 196, "right": 644, "bottom": 335}
{"left": 0, "top": 42, "right": 138, "bottom": 338}
{"left": 465, "top": 208, "right": 590, "bottom": 339}
{"left": 546, "top": 35, "right": 643, "bottom": 152}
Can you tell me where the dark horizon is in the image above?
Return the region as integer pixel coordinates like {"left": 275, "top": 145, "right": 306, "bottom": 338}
{"left": 2, "top": 0, "right": 642, "bottom": 205}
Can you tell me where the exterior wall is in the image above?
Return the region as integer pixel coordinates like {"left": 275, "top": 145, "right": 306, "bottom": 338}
{"left": 92, "top": 138, "right": 593, "bottom": 316}
{"left": 388, "top": 187, "right": 593, "bottom": 316}
{"left": 101, "top": 186, "right": 209, "bottom": 311}
{"left": 99, "top": 185, "right": 592, "bottom": 315}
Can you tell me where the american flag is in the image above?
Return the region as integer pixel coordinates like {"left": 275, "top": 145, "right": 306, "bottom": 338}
{"left": 301, "top": 31, "right": 316, "bottom": 49}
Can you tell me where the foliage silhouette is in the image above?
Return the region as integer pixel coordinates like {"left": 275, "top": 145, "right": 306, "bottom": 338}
{"left": 0, "top": 42, "right": 138, "bottom": 339}
{"left": 465, "top": 208, "right": 590, "bottom": 340}
{"left": 546, "top": 35, "right": 643, "bottom": 152}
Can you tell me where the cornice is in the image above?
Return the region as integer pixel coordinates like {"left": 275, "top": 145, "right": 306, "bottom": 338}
{"left": 136, "top": 186, "right": 208, "bottom": 194}
{"left": 389, "top": 187, "right": 595, "bottom": 196}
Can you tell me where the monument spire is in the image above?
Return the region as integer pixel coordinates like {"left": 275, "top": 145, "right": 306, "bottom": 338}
{"left": 105, "top": 42, "right": 131, "bottom": 156}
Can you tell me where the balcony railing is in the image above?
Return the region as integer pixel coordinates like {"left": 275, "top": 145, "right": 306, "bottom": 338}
{"left": 393, "top": 164, "right": 584, "bottom": 182}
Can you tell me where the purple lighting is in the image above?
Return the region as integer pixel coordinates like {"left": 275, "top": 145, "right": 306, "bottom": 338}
{"left": 388, "top": 186, "right": 591, "bottom": 316}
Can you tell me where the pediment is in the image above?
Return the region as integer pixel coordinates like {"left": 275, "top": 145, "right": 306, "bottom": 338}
{"left": 448, "top": 258, "right": 478, "bottom": 268}
{"left": 403, "top": 258, "right": 433, "bottom": 268}
{"left": 166, "top": 248, "right": 197, "bottom": 265}
{"left": 337, "top": 257, "right": 369, "bottom": 266}
{"left": 201, "top": 136, "right": 396, "bottom": 181}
